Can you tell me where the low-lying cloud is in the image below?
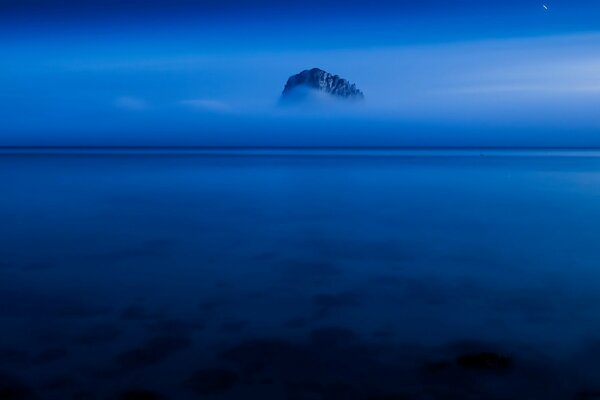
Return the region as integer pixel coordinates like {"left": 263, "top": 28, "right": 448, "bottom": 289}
{"left": 114, "top": 96, "right": 148, "bottom": 111}
{"left": 3, "top": 33, "right": 600, "bottom": 146}
{"left": 180, "top": 99, "right": 231, "bottom": 113}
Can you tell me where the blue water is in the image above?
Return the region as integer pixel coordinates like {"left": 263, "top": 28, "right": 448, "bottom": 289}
{"left": 1, "top": 149, "right": 600, "bottom": 399}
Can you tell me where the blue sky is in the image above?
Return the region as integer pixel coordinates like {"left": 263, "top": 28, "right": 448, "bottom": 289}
{"left": 2, "top": 0, "right": 600, "bottom": 146}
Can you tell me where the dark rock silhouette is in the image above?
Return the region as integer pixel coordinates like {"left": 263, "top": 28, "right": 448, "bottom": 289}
{"left": 0, "top": 373, "right": 31, "bottom": 399}
{"left": 282, "top": 68, "right": 364, "bottom": 101}
{"left": 456, "top": 352, "right": 513, "bottom": 373}
{"left": 184, "top": 368, "right": 238, "bottom": 395}
{"left": 575, "top": 390, "right": 600, "bottom": 400}
{"left": 118, "top": 389, "right": 165, "bottom": 400}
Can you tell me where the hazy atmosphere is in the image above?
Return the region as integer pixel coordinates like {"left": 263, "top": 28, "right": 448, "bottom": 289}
{"left": 4, "top": 2, "right": 600, "bottom": 400}
{"left": 2, "top": 0, "right": 600, "bottom": 146}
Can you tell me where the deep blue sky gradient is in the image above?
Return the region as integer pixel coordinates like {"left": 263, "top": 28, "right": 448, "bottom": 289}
{"left": 3, "top": 0, "right": 600, "bottom": 45}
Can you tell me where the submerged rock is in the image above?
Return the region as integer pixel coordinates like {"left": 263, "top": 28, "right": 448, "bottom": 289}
{"left": 575, "top": 390, "right": 600, "bottom": 399}
{"left": 281, "top": 68, "right": 364, "bottom": 101}
{"left": 117, "top": 336, "right": 192, "bottom": 369}
{"left": 184, "top": 368, "right": 238, "bottom": 395}
{"left": 33, "top": 348, "right": 68, "bottom": 364}
{"left": 0, "top": 350, "right": 30, "bottom": 368}
{"left": 75, "top": 323, "right": 123, "bottom": 345}
{"left": 309, "top": 327, "right": 358, "bottom": 348}
{"left": 456, "top": 352, "right": 513, "bottom": 373}
{"left": 367, "top": 395, "right": 410, "bottom": 400}
{"left": 118, "top": 389, "right": 165, "bottom": 400}
{"left": 0, "top": 374, "right": 31, "bottom": 399}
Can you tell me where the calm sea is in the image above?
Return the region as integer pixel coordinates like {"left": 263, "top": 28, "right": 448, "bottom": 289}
{"left": 1, "top": 149, "right": 600, "bottom": 399}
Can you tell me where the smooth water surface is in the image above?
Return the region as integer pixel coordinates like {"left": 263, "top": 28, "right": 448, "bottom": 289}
{"left": 1, "top": 150, "right": 600, "bottom": 399}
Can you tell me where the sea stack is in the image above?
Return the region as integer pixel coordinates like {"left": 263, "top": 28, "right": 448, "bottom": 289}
{"left": 281, "top": 68, "right": 364, "bottom": 102}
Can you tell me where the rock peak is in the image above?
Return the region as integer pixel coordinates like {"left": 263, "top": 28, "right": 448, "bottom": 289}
{"left": 282, "top": 68, "right": 364, "bottom": 101}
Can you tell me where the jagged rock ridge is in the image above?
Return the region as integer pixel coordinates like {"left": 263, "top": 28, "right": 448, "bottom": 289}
{"left": 282, "top": 68, "right": 364, "bottom": 100}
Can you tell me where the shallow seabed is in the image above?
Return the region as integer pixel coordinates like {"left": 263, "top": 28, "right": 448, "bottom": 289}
{"left": 1, "top": 149, "right": 600, "bottom": 399}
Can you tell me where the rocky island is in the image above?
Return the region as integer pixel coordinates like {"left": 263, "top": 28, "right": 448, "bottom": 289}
{"left": 281, "top": 68, "right": 364, "bottom": 102}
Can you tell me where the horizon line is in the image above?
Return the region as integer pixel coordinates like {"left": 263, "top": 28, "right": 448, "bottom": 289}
{"left": 3, "top": 145, "right": 600, "bottom": 150}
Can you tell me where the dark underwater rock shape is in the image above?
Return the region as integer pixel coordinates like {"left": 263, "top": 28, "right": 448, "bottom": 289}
{"left": 0, "top": 350, "right": 31, "bottom": 368}
{"left": 145, "top": 318, "right": 205, "bottom": 335}
{"left": 221, "top": 321, "right": 247, "bottom": 333}
{"left": 75, "top": 323, "right": 123, "bottom": 345}
{"left": 41, "top": 376, "right": 78, "bottom": 391}
{"left": 118, "top": 389, "right": 165, "bottom": 400}
{"left": 282, "top": 68, "right": 364, "bottom": 101}
{"left": 117, "top": 336, "right": 192, "bottom": 369}
{"left": 576, "top": 390, "right": 600, "bottom": 399}
{"left": 309, "top": 327, "right": 358, "bottom": 348}
{"left": 455, "top": 352, "right": 513, "bottom": 373}
{"left": 312, "top": 292, "right": 360, "bottom": 318}
{"left": 120, "top": 305, "right": 162, "bottom": 321}
{"left": 33, "top": 348, "right": 68, "bottom": 364}
{"left": 184, "top": 368, "right": 238, "bottom": 395}
{"left": 0, "top": 374, "right": 31, "bottom": 399}
{"left": 367, "top": 395, "right": 410, "bottom": 400}
{"left": 286, "top": 381, "right": 357, "bottom": 400}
